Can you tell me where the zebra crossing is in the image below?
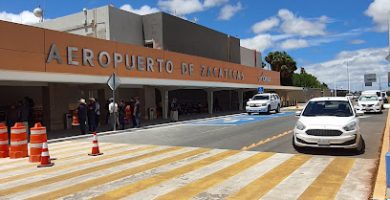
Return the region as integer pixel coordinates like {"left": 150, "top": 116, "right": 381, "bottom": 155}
{"left": 0, "top": 140, "right": 375, "bottom": 200}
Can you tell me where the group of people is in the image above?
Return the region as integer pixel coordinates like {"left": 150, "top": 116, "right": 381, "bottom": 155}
{"left": 5, "top": 96, "right": 34, "bottom": 134}
{"left": 77, "top": 97, "right": 141, "bottom": 134}
{"left": 107, "top": 97, "right": 141, "bottom": 130}
{"left": 77, "top": 98, "right": 100, "bottom": 135}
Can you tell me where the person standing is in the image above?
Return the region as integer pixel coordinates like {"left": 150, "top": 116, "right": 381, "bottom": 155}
{"left": 95, "top": 99, "right": 101, "bottom": 130}
{"left": 77, "top": 98, "right": 87, "bottom": 135}
{"left": 108, "top": 98, "right": 118, "bottom": 131}
{"left": 87, "top": 98, "right": 97, "bottom": 133}
{"left": 118, "top": 100, "right": 126, "bottom": 130}
{"left": 170, "top": 98, "right": 179, "bottom": 122}
{"left": 133, "top": 97, "right": 141, "bottom": 128}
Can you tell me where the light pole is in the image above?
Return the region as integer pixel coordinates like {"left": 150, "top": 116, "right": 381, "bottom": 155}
{"left": 33, "top": 6, "right": 44, "bottom": 22}
{"left": 346, "top": 61, "right": 350, "bottom": 94}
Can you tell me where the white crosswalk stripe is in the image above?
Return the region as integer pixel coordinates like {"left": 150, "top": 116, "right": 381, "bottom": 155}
{"left": 0, "top": 141, "right": 376, "bottom": 200}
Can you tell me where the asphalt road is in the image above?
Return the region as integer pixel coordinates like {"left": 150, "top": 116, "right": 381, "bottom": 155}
{"left": 98, "top": 110, "right": 387, "bottom": 159}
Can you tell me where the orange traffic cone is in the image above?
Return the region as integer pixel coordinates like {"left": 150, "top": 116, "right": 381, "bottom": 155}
{"left": 71, "top": 110, "right": 80, "bottom": 126}
{"left": 88, "top": 132, "right": 103, "bottom": 156}
{"left": 37, "top": 141, "right": 54, "bottom": 168}
{"left": 0, "top": 123, "right": 8, "bottom": 158}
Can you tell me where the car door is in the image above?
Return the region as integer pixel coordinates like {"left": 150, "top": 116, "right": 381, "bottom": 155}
{"left": 270, "top": 95, "right": 276, "bottom": 110}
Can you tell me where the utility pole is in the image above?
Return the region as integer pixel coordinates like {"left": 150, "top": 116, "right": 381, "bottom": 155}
{"left": 347, "top": 61, "right": 350, "bottom": 94}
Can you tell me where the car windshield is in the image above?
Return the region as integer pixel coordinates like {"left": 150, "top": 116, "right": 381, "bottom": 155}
{"left": 252, "top": 95, "right": 269, "bottom": 100}
{"left": 302, "top": 100, "right": 353, "bottom": 117}
{"left": 359, "top": 96, "right": 378, "bottom": 101}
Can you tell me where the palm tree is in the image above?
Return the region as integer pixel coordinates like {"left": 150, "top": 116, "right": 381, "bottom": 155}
{"left": 265, "top": 51, "right": 297, "bottom": 86}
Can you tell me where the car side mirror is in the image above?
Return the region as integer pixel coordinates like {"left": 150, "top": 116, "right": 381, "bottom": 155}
{"left": 356, "top": 110, "right": 364, "bottom": 117}
{"left": 295, "top": 111, "right": 301, "bottom": 117}
{"left": 249, "top": 98, "right": 252, "bottom": 101}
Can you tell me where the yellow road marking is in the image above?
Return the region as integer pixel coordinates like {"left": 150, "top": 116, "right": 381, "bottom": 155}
{"left": 92, "top": 150, "right": 239, "bottom": 200}
{"left": 27, "top": 148, "right": 211, "bottom": 200}
{"left": 0, "top": 143, "right": 128, "bottom": 174}
{"left": 156, "top": 152, "right": 275, "bottom": 200}
{"left": 0, "top": 145, "right": 167, "bottom": 195}
{"left": 241, "top": 129, "right": 294, "bottom": 150}
{"left": 0, "top": 141, "right": 94, "bottom": 167}
{"left": 227, "top": 154, "right": 310, "bottom": 200}
{"left": 298, "top": 157, "right": 355, "bottom": 200}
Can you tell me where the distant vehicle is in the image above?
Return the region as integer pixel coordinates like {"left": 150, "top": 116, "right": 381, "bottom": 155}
{"left": 246, "top": 93, "right": 280, "bottom": 114}
{"left": 381, "top": 91, "right": 388, "bottom": 103}
{"left": 293, "top": 97, "right": 365, "bottom": 154}
{"left": 362, "top": 90, "right": 386, "bottom": 108}
{"left": 355, "top": 95, "right": 383, "bottom": 113}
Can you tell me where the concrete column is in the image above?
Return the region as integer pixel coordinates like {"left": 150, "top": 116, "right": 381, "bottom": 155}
{"left": 160, "top": 89, "right": 169, "bottom": 119}
{"left": 144, "top": 86, "right": 156, "bottom": 120}
{"left": 207, "top": 90, "right": 213, "bottom": 114}
{"left": 238, "top": 90, "right": 244, "bottom": 111}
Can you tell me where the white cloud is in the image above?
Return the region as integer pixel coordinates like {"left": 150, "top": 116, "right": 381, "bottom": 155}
{"left": 120, "top": 4, "right": 159, "bottom": 15}
{"left": 158, "top": 0, "right": 204, "bottom": 15}
{"left": 251, "top": 17, "right": 279, "bottom": 34}
{"left": 280, "top": 39, "right": 309, "bottom": 50}
{"left": 365, "top": 0, "right": 390, "bottom": 32}
{"left": 0, "top": 10, "right": 40, "bottom": 24}
{"left": 304, "top": 47, "right": 390, "bottom": 90}
{"left": 218, "top": 2, "right": 242, "bottom": 20}
{"left": 278, "top": 9, "right": 327, "bottom": 37}
{"left": 204, "top": 0, "right": 229, "bottom": 8}
{"left": 240, "top": 34, "right": 273, "bottom": 52}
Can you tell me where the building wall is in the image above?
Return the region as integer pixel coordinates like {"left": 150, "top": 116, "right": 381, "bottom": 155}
{"left": 161, "top": 13, "right": 241, "bottom": 64}
{"left": 240, "top": 47, "right": 262, "bottom": 67}
{"left": 142, "top": 13, "right": 164, "bottom": 48}
{"left": 108, "top": 6, "right": 144, "bottom": 45}
{"left": 36, "top": 6, "right": 110, "bottom": 40}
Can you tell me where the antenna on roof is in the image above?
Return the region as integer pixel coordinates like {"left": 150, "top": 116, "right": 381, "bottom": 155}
{"left": 33, "top": 5, "right": 44, "bottom": 22}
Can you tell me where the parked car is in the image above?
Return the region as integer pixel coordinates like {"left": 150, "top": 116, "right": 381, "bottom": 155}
{"left": 246, "top": 93, "right": 281, "bottom": 114}
{"left": 292, "top": 97, "right": 365, "bottom": 154}
{"left": 381, "top": 91, "right": 388, "bottom": 103}
{"left": 355, "top": 95, "right": 383, "bottom": 113}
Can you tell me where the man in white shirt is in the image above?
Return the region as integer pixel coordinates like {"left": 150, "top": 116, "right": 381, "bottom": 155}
{"left": 108, "top": 98, "right": 118, "bottom": 130}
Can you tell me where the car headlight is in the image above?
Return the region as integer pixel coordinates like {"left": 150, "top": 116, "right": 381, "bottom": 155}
{"left": 262, "top": 103, "right": 267, "bottom": 106}
{"left": 296, "top": 121, "right": 306, "bottom": 130}
{"left": 246, "top": 102, "right": 250, "bottom": 106}
{"left": 343, "top": 121, "right": 357, "bottom": 131}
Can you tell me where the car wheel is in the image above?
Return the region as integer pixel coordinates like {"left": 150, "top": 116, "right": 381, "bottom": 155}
{"left": 355, "top": 137, "right": 365, "bottom": 154}
{"left": 292, "top": 136, "right": 303, "bottom": 152}
{"left": 247, "top": 112, "right": 251, "bottom": 115}
{"left": 276, "top": 104, "right": 280, "bottom": 113}
{"left": 267, "top": 105, "right": 271, "bottom": 114}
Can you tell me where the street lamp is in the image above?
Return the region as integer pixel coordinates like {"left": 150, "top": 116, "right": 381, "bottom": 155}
{"left": 346, "top": 61, "right": 351, "bottom": 94}
{"left": 33, "top": 6, "right": 44, "bottom": 22}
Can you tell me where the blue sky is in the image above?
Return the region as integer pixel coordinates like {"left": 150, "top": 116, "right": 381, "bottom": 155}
{"left": 0, "top": 0, "right": 389, "bottom": 90}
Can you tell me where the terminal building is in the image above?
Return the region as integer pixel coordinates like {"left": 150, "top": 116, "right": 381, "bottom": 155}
{"left": 0, "top": 5, "right": 301, "bottom": 132}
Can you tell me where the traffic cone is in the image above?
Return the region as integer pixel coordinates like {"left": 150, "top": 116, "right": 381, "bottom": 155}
{"left": 37, "top": 141, "right": 54, "bottom": 168}
{"left": 88, "top": 132, "right": 103, "bottom": 156}
{"left": 0, "top": 123, "right": 8, "bottom": 158}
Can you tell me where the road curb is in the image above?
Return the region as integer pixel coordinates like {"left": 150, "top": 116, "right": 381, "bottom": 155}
{"left": 372, "top": 110, "right": 390, "bottom": 199}
{"left": 47, "top": 112, "right": 248, "bottom": 143}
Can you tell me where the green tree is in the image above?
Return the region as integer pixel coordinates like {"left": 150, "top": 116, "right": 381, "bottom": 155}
{"left": 265, "top": 51, "right": 297, "bottom": 86}
{"left": 292, "top": 72, "right": 328, "bottom": 89}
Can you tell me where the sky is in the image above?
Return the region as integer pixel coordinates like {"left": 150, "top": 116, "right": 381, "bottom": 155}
{"left": 0, "top": 0, "right": 390, "bottom": 91}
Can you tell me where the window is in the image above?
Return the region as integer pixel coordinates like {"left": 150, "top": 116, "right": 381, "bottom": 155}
{"left": 302, "top": 100, "right": 353, "bottom": 117}
{"left": 253, "top": 95, "right": 269, "bottom": 100}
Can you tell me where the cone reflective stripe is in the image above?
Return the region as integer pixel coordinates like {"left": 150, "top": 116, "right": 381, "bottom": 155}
{"left": 9, "top": 122, "right": 28, "bottom": 159}
{"left": 0, "top": 123, "right": 8, "bottom": 158}
{"left": 88, "top": 132, "right": 103, "bottom": 156}
{"left": 29, "top": 123, "right": 47, "bottom": 162}
{"left": 37, "top": 142, "right": 54, "bottom": 168}
{"left": 72, "top": 110, "right": 80, "bottom": 126}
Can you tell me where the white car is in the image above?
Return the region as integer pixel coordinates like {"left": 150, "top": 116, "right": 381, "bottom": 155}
{"left": 355, "top": 95, "right": 383, "bottom": 113}
{"left": 246, "top": 93, "right": 281, "bottom": 114}
{"left": 292, "top": 97, "right": 365, "bottom": 154}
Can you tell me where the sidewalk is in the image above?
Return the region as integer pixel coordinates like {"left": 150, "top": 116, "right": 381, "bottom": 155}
{"left": 47, "top": 111, "right": 242, "bottom": 140}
